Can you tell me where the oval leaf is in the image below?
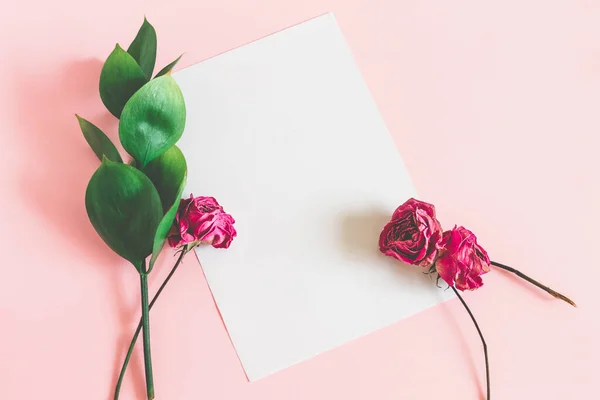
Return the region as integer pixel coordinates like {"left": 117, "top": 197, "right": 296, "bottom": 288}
{"left": 76, "top": 115, "right": 123, "bottom": 163}
{"left": 99, "top": 44, "right": 148, "bottom": 118}
{"left": 127, "top": 17, "right": 157, "bottom": 79}
{"left": 119, "top": 75, "right": 186, "bottom": 167}
{"left": 85, "top": 159, "right": 163, "bottom": 269}
{"left": 154, "top": 54, "right": 183, "bottom": 78}
{"left": 143, "top": 146, "right": 187, "bottom": 212}
{"left": 143, "top": 146, "right": 187, "bottom": 270}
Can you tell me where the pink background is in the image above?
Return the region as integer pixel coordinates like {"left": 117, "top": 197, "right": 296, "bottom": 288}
{"left": 1, "top": 1, "right": 598, "bottom": 399}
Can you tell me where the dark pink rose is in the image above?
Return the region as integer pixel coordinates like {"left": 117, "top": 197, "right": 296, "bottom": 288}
{"left": 168, "top": 195, "right": 237, "bottom": 249}
{"left": 435, "top": 226, "right": 490, "bottom": 291}
{"left": 379, "top": 198, "right": 443, "bottom": 267}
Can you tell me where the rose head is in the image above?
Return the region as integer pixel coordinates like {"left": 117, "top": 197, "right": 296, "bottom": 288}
{"left": 168, "top": 195, "right": 237, "bottom": 249}
{"left": 435, "top": 226, "right": 490, "bottom": 291}
{"left": 379, "top": 198, "right": 443, "bottom": 267}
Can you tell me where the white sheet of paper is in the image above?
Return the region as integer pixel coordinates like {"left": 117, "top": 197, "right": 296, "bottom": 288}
{"left": 175, "top": 13, "right": 453, "bottom": 381}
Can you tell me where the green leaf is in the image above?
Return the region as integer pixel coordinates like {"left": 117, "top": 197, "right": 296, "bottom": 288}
{"left": 154, "top": 54, "right": 183, "bottom": 78}
{"left": 100, "top": 44, "right": 148, "bottom": 118}
{"left": 143, "top": 146, "right": 187, "bottom": 271}
{"left": 76, "top": 115, "right": 123, "bottom": 163}
{"left": 143, "top": 146, "right": 187, "bottom": 212}
{"left": 127, "top": 17, "right": 157, "bottom": 80}
{"left": 119, "top": 75, "right": 186, "bottom": 167}
{"left": 85, "top": 159, "right": 163, "bottom": 270}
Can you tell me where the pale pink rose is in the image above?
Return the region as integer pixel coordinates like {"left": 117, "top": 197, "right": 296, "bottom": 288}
{"left": 168, "top": 195, "right": 236, "bottom": 249}
{"left": 435, "top": 226, "right": 490, "bottom": 291}
{"left": 379, "top": 198, "right": 443, "bottom": 267}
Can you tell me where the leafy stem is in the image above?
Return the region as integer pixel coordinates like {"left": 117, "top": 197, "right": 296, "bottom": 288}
{"left": 140, "top": 260, "right": 154, "bottom": 400}
{"left": 114, "top": 250, "right": 187, "bottom": 400}
{"left": 490, "top": 261, "right": 576, "bottom": 307}
{"left": 451, "top": 286, "right": 490, "bottom": 400}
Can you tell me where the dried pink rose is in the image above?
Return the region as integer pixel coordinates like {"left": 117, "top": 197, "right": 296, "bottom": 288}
{"left": 435, "top": 226, "right": 490, "bottom": 291}
{"left": 379, "top": 198, "right": 443, "bottom": 267}
{"left": 168, "top": 195, "right": 236, "bottom": 249}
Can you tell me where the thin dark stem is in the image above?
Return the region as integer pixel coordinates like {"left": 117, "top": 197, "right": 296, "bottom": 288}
{"left": 452, "top": 286, "right": 490, "bottom": 400}
{"left": 140, "top": 266, "right": 154, "bottom": 400}
{"left": 491, "top": 261, "right": 576, "bottom": 307}
{"left": 114, "top": 250, "right": 187, "bottom": 400}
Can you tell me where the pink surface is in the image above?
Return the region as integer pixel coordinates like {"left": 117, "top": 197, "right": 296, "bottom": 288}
{"left": 1, "top": 1, "right": 597, "bottom": 399}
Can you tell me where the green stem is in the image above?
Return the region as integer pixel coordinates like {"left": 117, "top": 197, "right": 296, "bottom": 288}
{"left": 140, "top": 261, "right": 154, "bottom": 400}
{"left": 490, "top": 261, "right": 576, "bottom": 307}
{"left": 451, "top": 286, "right": 490, "bottom": 400}
{"left": 114, "top": 250, "right": 187, "bottom": 400}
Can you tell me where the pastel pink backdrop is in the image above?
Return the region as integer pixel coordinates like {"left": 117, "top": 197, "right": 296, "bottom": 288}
{"left": 1, "top": 1, "right": 597, "bottom": 399}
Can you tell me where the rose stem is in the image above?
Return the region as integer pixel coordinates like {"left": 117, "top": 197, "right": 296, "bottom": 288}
{"left": 114, "top": 250, "right": 187, "bottom": 400}
{"left": 490, "top": 261, "right": 576, "bottom": 307}
{"left": 140, "top": 259, "right": 155, "bottom": 400}
{"left": 451, "top": 286, "right": 490, "bottom": 400}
